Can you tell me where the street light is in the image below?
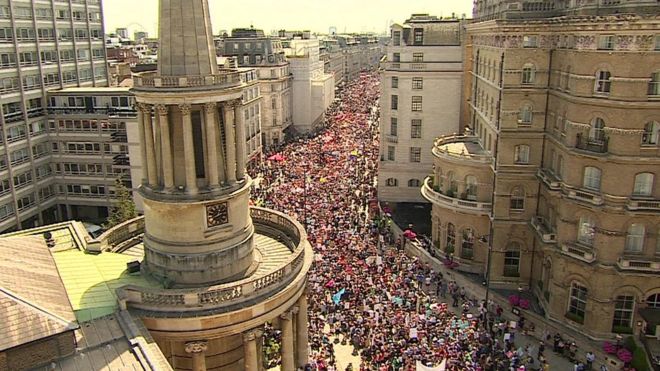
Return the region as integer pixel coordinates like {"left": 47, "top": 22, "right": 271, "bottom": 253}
{"left": 479, "top": 234, "right": 493, "bottom": 309}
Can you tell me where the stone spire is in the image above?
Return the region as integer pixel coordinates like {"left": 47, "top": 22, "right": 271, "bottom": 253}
{"left": 157, "top": 0, "right": 219, "bottom": 76}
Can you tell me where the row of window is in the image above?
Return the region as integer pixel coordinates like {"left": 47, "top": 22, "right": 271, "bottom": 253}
{"left": 0, "top": 6, "right": 101, "bottom": 22}
{"left": 390, "top": 52, "right": 425, "bottom": 63}
{"left": 384, "top": 146, "right": 422, "bottom": 163}
{"left": 388, "top": 118, "right": 422, "bottom": 138}
{"left": 0, "top": 27, "right": 102, "bottom": 42}
{"left": 390, "top": 95, "right": 423, "bottom": 111}
{"left": 391, "top": 76, "right": 424, "bottom": 90}
{"left": 0, "top": 49, "right": 104, "bottom": 68}
{"left": 577, "top": 216, "right": 658, "bottom": 253}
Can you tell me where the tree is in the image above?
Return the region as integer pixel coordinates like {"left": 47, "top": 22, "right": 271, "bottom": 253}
{"left": 103, "top": 179, "right": 137, "bottom": 229}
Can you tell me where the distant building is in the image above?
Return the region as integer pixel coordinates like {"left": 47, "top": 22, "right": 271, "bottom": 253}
{"left": 378, "top": 15, "right": 466, "bottom": 203}
{"left": 116, "top": 27, "right": 129, "bottom": 39}
{"left": 134, "top": 30, "right": 149, "bottom": 42}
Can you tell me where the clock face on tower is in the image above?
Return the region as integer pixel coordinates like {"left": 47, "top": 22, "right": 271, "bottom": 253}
{"left": 206, "top": 202, "right": 229, "bottom": 227}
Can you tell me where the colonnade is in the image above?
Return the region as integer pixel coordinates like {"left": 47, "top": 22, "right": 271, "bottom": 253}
{"left": 136, "top": 99, "right": 246, "bottom": 195}
{"left": 182, "top": 294, "right": 309, "bottom": 371}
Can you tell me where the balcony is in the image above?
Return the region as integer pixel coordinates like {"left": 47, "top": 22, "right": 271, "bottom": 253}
{"left": 133, "top": 70, "right": 242, "bottom": 91}
{"left": 421, "top": 177, "right": 492, "bottom": 216}
{"left": 432, "top": 135, "right": 493, "bottom": 165}
{"left": 617, "top": 257, "right": 660, "bottom": 273}
{"left": 627, "top": 199, "right": 660, "bottom": 212}
{"left": 575, "top": 133, "right": 608, "bottom": 154}
{"left": 560, "top": 242, "right": 596, "bottom": 264}
{"left": 384, "top": 134, "right": 398, "bottom": 143}
{"left": 382, "top": 62, "right": 429, "bottom": 71}
{"left": 566, "top": 188, "right": 604, "bottom": 206}
{"left": 537, "top": 168, "right": 561, "bottom": 190}
{"left": 530, "top": 216, "right": 557, "bottom": 244}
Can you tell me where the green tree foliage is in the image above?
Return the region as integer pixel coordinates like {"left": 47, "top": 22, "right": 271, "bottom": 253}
{"left": 103, "top": 179, "right": 137, "bottom": 229}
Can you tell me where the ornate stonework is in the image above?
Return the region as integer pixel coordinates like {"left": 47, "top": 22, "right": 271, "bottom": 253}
{"left": 184, "top": 341, "right": 208, "bottom": 354}
{"left": 206, "top": 202, "right": 229, "bottom": 227}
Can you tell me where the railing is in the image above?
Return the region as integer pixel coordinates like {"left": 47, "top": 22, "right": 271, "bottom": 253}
{"left": 576, "top": 133, "right": 609, "bottom": 154}
{"left": 530, "top": 216, "right": 557, "bottom": 244}
{"left": 133, "top": 71, "right": 243, "bottom": 90}
{"left": 115, "top": 207, "right": 309, "bottom": 313}
{"left": 421, "top": 177, "right": 492, "bottom": 215}
{"left": 561, "top": 242, "right": 596, "bottom": 263}
{"left": 627, "top": 199, "right": 660, "bottom": 212}
{"left": 384, "top": 134, "right": 398, "bottom": 143}
{"left": 567, "top": 188, "right": 604, "bottom": 206}
{"left": 382, "top": 61, "right": 460, "bottom": 71}
{"left": 617, "top": 257, "right": 660, "bottom": 273}
{"left": 432, "top": 135, "right": 493, "bottom": 164}
{"left": 537, "top": 168, "right": 561, "bottom": 190}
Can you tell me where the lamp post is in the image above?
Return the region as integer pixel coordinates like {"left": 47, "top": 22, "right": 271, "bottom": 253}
{"left": 480, "top": 234, "right": 493, "bottom": 308}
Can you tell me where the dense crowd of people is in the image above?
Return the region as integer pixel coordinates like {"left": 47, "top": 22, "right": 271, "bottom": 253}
{"left": 250, "top": 73, "right": 562, "bottom": 371}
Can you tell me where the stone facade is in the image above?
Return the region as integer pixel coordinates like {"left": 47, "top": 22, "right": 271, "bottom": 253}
{"left": 425, "top": 11, "right": 660, "bottom": 339}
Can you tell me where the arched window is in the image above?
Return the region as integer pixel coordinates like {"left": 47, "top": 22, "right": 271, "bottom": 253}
{"left": 633, "top": 173, "right": 654, "bottom": 197}
{"left": 625, "top": 224, "right": 645, "bottom": 253}
{"left": 465, "top": 175, "right": 478, "bottom": 201}
{"left": 514, "top": 145, "right": 530, "bottom": 164}
{"left": 510, "top": 187, "right": 525, "bottom": 210}
{"left": 407, "top": 179, "right": 421, "bottom": 187}
{"left": 519, "top": 105, "right": 533, "bottom": 125}
{"left": 577, "top": 216, "right": 596, "bottom": 246}
{"left": 612, "top": 295, "right": 635, "bottom": 331}
{"left": 642, "top": 121, "right": 659, "bottom": 145}
{"left": 648, "top": 293, "right": 660, "bottom": 308}
{"left": 446, "top": 223, "right": 456, "bottom": 251}
{"left": 446, "top": 172, "right": 458, "bottom": 196}
{"left": 568, "top": 282, "right": 588, "bottom": 322}
{"left": 504, "top": 242, "right": 521, "bottom": 277}
{"left": 595, "top": 70, "right": 611, "bottom": 93}
{"left": 522, "top": 63, "right": 535, "bottom": 84}
{"left": 385, "top": 178, "right": 398, "bottom": 187}
{"left": 589, "top": 118, "right": 606, "bottom": 143}
{"left": 461, "top": 228, "right": 475, "bottom": 259}
{"left": 583, "top": 166, "right": 602, "bottom": 191}
{"left": 648, "top": 72, "right": 660, "bottom": 96}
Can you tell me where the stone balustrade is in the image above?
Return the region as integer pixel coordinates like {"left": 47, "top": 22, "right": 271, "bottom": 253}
{"left": 115, "top": 207, "right": 308, "bottom": 313}
{"left": 432, "top": 134, "right": 494, "bottom": 164}
{"left": 421, "top": 177, "right": 492, "bottom": 215}
{"left": 133, "top": 71, "right": 242, "bottom": 90}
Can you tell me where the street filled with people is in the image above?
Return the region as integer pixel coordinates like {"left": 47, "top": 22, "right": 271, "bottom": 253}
{"left": 250, "top": 73, "right": 573, "bottom": 371}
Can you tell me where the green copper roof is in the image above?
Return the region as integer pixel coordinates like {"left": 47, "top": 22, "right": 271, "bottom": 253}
{"left": 52, "top": 247, "right": 159, "bottom": 322}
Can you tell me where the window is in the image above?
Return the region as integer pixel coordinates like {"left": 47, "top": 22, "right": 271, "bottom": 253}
{"left": 446, "top": 223, "right": 456, "bottom": 251}
{"left": 633, "top": 173, "right": 654, "bottom": 197}
{"left": 625, "top": 224, "right": 645, "bottom": 253}
{"left": 386, "top": 178, "right": 398, "bottom": 187}
{"left": 612, "top": 296, "right": 635, "bottom": 331}
{"left": 411, "top": 119, "right": 422, "bottom": 138}
{"left": 523, "top": 35, "right": 538, "bottom": 48}
{"left": 519, "top": 105, "right": 532, "bottom": 124}
{"left": 413, "top": 28, "right": 424, "bottom": 45}
{"left": 391, "top": 95, "right": 398, "bottom": 110}
{"left": 409, "top": 147, "right": 421, "bottom": 163}
{"left": 393, "top": 53, "right": 400, "bottom": 62}
{"left": 642, "top": 121, "right": 659, "bottom": 145}
{"left": 595, "top": 70, "right": 611, "bottom": 94}
{"left": 392, "top": 31, "right": 401, "bottom": 46}
{"left": 411, "top": 96, "right": 422, "bottom": 112}
{"left": 412, "top": 53, "right": 424, "bottom": 63}
{"left": 522, "top": 64, "right": 535, "bottom": 84}
{"left": 390, "top": 118, "right": 398, "bottom": 136}
{"left": 447, "top": 172, "right": 458, "bottom": 195}
{"left": 648, "top": 294, "right": 660, "bottom": 308}
{"left": 387, "top": 145, "right": 395, "bottom": 161}
{"left": 510, "top": 187, "right": 525, "bottom": 210}
{"left": 408, "top": 179, "right": 421, "bottom": 187}
{"left": 583, "top": 167, "right": 602, "bottom": 191}
{"left": 504, "top": 249, "right": 521, "bottom": 277}
{"left": 514, "top": 145, "right": 530, "bottom": 164}
{"left": 598, "top": 35, "right": 615, "bottom": 50}
{"left": 412, "top": 77, "right": 423, "bottom": 90}
{"left": 568, "top": 283, "right": 588, "bottom": 322}
{"left": 391, "top": 76, "right": 398, "bottom": 88}
{"left": 648, "top": 72, "right": 660, "bottom": 96}
{"left": 465, "top": 176, "right": 478, "bottom": 201}
{"left": 589, "top": 118, "right": 606, "bottom": 143}
{"left": 461, "top": 229, "right": 475, "bottom": 259}
{"left": 577, "top": 216, "right": 596, "bottom": 246}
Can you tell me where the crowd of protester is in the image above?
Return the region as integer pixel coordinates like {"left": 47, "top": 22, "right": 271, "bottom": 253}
{"left": 250, "top": 73, "right": 566, "bottom": 371}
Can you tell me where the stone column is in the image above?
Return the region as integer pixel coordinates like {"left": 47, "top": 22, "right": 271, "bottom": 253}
{"left": 223, "top": 102, "right": 237, "bottom": 184}
{"left": 204, "top": 103, "right": 220, "bottom": 188}
{"left": 136, "top": 105, "right": 148, "bottom": 185}
{"left": 233, "top": 99, "right": 247, "bottom": 180}
{"left": 142, "top": 104, "right": 158, "bottom": 186}
{"left": 154, "top": 109, "right": 162, "bottom": 182}
{"left": 280, "top": 311, "right": 295, "bottom": 371}
{"left": 243, "top": 329, "right": 263, "bottom": 371}
{"left": 157, "top": 105, "right": 174, "bottom": 189}
{"left": 185, "top": 341, "right": 208, "bottom": 371}
{"left": 180, "top": 104, "right": 198, "bottom": 194}
{"left": 295, "top": 294, "right": 309, "bottom": 368}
